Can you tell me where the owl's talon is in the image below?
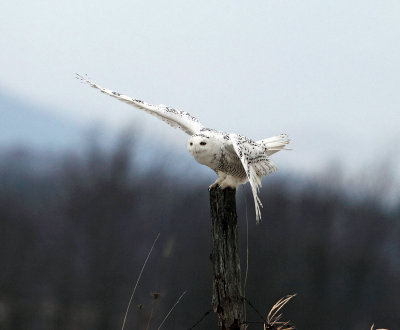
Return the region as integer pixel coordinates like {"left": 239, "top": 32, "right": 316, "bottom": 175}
{"left": 208, "top": 182, "right": 218, "bottom": 191}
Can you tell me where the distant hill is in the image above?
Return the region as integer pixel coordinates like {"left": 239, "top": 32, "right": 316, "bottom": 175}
{"left": 0, "top": 90, "right": 84, "bottom": 150}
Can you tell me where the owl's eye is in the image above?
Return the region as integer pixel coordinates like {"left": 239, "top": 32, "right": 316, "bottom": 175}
{"left": 190, "top": 142, "right": 193, "bottom": 146}
{"left": 200, "top": 142, "right": 207, "bottom": 146}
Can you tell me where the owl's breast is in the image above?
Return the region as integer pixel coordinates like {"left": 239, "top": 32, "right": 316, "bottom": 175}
{"left": 191, "top": 150, "right": 220, "bottom": 170}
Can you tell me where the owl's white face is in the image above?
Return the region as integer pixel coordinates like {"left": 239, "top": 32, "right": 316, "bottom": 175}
{"left": 186, "top": 135, "right": 219, "bottom": 167}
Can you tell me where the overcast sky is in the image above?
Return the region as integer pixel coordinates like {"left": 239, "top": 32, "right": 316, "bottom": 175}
{"left": 1, "top": 0, "right": 399, "bottom": 181}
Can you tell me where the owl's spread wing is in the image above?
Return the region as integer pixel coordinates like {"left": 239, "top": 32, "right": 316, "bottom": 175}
{"left": 77, "top": 74, "right": 204, "bottom": 135}
{"left": 229, "top": 134, "right": 277, "bottom": 222}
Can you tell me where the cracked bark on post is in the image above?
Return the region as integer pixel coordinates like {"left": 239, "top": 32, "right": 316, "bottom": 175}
{"left": 209, "top": 186, "right": 244, "bottom": 329}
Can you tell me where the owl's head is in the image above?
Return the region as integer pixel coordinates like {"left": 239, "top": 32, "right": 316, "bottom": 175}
{"left": 186, "top": 134, "right": 218, "bottom": 165}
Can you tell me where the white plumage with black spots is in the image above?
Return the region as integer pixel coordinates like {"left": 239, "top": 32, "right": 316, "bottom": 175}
{"left": 77, "top": 74, "right": 290, "bottom": 222}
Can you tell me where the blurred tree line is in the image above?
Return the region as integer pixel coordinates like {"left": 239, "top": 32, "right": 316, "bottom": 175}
{"left": 0, "top": 135, "right": 399, "bottom": 330}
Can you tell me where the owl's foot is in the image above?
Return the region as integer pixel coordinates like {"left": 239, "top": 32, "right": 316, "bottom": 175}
{"left": 219, "top": 175, "right": 240, "bottom": 189}
{"left": 208, "top": 182, "right": 218, "bottom": 190}
{"left": 208, "top": 172, "right": 227, "bottom": 190}
{"left": 209, "top": 180, "right": 224, "bottom": 191}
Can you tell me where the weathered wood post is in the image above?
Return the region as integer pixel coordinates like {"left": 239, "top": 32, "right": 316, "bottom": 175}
{"left": 209, "top": 186, "right": 244, "bottom": 329}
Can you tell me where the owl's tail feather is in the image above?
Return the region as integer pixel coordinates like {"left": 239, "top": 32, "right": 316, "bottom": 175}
{"left": 247, "top": 165, "right": 268, "bottom": 223}
{"left": 249, "top": 171, "right": 263, "bottom": 223}
{"left": 257, "top": 134, "right": 291, "bottom": 156}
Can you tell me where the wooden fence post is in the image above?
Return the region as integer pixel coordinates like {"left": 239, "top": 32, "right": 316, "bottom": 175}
{"left": 209, "top": 186, "right": 244, "bottom": 329}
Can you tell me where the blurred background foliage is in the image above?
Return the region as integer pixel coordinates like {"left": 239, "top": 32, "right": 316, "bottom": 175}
{"left": 0, "top": 133, "right": 399, "bottom": 330}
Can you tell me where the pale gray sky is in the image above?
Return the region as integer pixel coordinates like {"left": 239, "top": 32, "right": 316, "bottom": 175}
{"left": 1, "top": 0, "right": 399, "bottom": 179}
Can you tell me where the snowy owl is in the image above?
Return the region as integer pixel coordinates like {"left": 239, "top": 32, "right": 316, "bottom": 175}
{"left": 76, "top": 74, "right": 290, "bottom": 222}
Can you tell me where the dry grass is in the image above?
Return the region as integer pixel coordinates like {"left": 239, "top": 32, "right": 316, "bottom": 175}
{"left": 121, "top": 233, "right": 160, "bottom": 330}
{"left": 370, "top": 324, "right": 388, "bottom": 330}
{"left": 264, "top": 294, "right": 296, "bottom": 330}
{"left": 156, "top": 290, "right": 187, "bottom": 329}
